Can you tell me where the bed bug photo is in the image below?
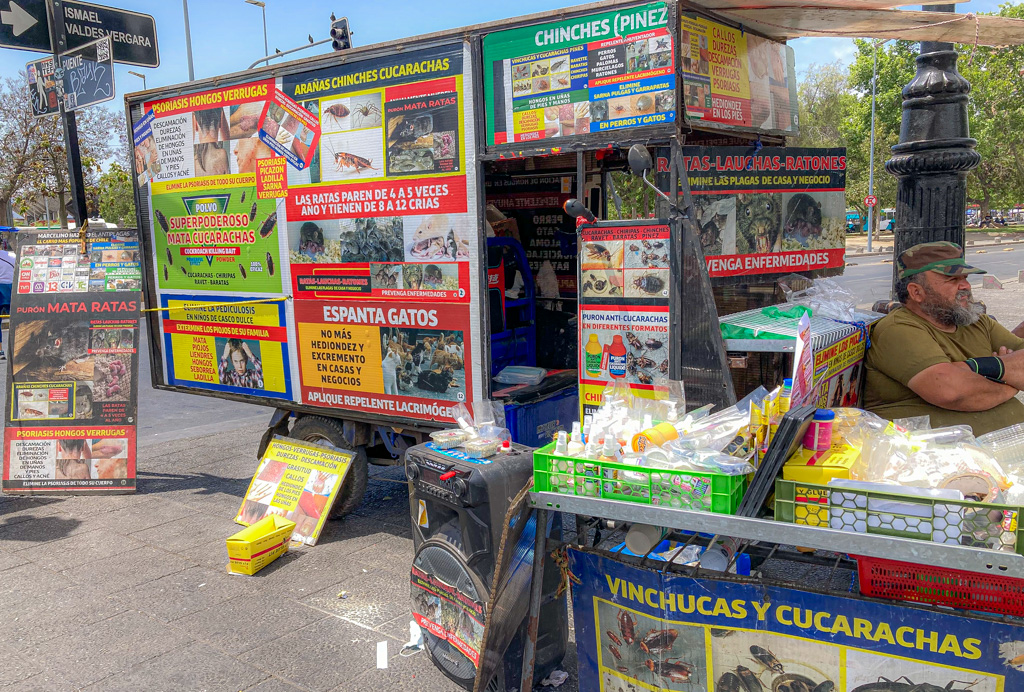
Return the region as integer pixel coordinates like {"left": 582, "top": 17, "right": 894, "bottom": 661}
{"left": 632, "top": 272, "right": 666, "bottom": 295}
{"left": 322, "top": 102, "right": 350, "bottom": 128}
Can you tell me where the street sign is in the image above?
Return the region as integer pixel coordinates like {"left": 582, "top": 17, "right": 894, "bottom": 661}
{"left": 864, "top": 195, "right": 878, "bottom": 207}
{"left": 0, "top": 0, "right": 157, "bottom": 67}
{"left": 27, "top": 34, "right": 113, "bottom": 116}
{"left": 0, "top": 1, "right": 50, "bottom": 52}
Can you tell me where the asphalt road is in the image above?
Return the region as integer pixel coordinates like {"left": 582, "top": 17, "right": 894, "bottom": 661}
{"left": 836, "top": 246, "right": 1024, "bottom": 308}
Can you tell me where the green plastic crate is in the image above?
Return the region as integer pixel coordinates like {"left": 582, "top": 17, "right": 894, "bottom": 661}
{"left": 533, "top": 442, "right": 746, "bottom": 513}
{"left": 775, "top": 478, "right": 1024, "bottom": 554}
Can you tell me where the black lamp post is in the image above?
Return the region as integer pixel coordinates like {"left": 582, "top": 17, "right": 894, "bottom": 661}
{"left": 885, "top": 4, "right": 980, "bottom": 292}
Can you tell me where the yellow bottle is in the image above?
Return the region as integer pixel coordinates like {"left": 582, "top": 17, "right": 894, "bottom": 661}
{"left": 584, "top": 334, "right": 603, "bottom": 377}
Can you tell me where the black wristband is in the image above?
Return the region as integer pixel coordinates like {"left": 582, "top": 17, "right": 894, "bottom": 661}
{"left": 966, "top": 356, "right": 1005, "bottom": 383}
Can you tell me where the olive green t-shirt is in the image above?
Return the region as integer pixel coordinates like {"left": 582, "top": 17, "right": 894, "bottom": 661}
{"left": 863, "top": 307, "right": 1024, "bottom": 436}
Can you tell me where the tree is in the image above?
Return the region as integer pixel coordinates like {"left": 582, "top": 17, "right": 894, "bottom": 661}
{"left": 957, "top": 3, "right": 1024, "bottom": 218}
{"left": 17, "top": 105, "right": 121, "bottom": 228}
{"left": 605, "top": 170, "right": 651, "bottom": 220}
{"left": 0, "top": 76, "right": 41, "bottom": 225}
{"left": 98, "top": 163, "right": 135, "bottom": 227}
{"left": 794, "top": 61, "right": 854, "bottom": 149}
{"left": 842, "top": 39, "right": 917, "bottom": 238}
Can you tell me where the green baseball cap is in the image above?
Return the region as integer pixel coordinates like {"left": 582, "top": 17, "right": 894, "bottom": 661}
{"left": 896, "top": 241, "right": 986, "bottom": 280}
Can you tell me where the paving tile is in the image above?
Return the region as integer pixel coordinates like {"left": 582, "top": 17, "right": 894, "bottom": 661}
{"left": 374, "top": 612, "right": 420, "bottom": 644}
{"left": 20, "top": 609, "right": 195, "bottom": 688}
{"left": 92, "top": 497, "right": 195, "bottom": 534}
{"left": 82, "top": 641, "right": 267, "bottom": 692}
{"left": 244, "top": 677, "right": 311, "bottom": 692}
{"left": 301, "top": 568, "right": 412, "bottom": 629}
{"left": 347, "top": 534, "right": 415, "bottom": 574}
{"left": 251, "top": 546, "right": 373, "bottom": 600}
{"left": 1, "top": 670, "right": 79, "bottom": 691}
{"left": 131, "top": 513, "right": 242, "bottom": 555}
{"left": 239, "top": 617, "right": 380, "bottom": 692}
{"left": 0, "top": 546, "right": 29, "bottom": 573}
{"left": 0, "top": 562, "right": 77, "bottom": 600}
{"left": 17, "top": 528, "right": 145, "bottom": 572}
{"left": 0, "top": 583, "right": 129, "bottom": 652}
{"left": 169, "top": 592, "right": 326, "bottom": 655}
{"left": 0, "top": 513, "right": 88, "bottom": 552}
{"left": 60, "top": 545, "right": 195, "bottom": 595}
{"left": 111, "top": 565, "right": 250, "bottom": 623}
{"left": 342, "top": 647, "right": 460, "bottom": 692}
{"left": 0, "top": 495, "right": 66, "bottom": 523}
{"left": 0, "top": 649, "right": 47, "bottom": 688}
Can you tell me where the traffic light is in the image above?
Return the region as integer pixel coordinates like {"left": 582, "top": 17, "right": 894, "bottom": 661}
{"left": 331, "top": 17, "right": 352, "bottom": 51}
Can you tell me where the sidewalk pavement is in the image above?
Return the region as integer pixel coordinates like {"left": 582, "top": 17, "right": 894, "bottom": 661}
{"left": 0, "top": 421, "right": 579, "bottom": 691}
{"left": 845, "top": 230, "right": 1024, "bottom": 256}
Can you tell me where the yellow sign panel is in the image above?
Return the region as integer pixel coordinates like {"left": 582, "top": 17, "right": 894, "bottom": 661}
{"left": 235, "top": 436, "right": 353, "bottom": 546}
{"left": 164, "top": 298, "right": 289, "bottom": 394}
{"left": 297, "top": 322, "right": 384, "bottom": 393}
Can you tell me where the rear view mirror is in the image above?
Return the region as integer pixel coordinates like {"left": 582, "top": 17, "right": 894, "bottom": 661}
{"left": 627, "top": 144, "right": 653, "bottom": 177}
{"left": 563, "top": 198, "right": 595, "bottom": 223}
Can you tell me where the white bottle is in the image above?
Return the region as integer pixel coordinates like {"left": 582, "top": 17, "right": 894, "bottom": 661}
{"left": 568, "top": 421, "right": 585, "bottom": 456}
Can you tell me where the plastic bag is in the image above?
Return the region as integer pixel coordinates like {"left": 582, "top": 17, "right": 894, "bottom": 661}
{"left": 978, "top": 422, "right": 1024, "bottom": 477}
{"left": 646, "top": 444, "right": 755, "bottom": 476}
{"left": 780, "top": 276, "right": 857, "bottom": 323}
{"left": 853, "top": 419, "right": 1011, "bottom": 496}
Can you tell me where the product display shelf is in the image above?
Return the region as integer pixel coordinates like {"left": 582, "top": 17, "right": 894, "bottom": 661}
{"left": 528, "top": 491, "right": 1024, "bottom": 579}
{"left": 720, "top": 308, "right": 882, "bottom": 353}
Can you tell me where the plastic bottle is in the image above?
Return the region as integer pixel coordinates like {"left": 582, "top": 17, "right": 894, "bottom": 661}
{"left": 802, "top": 409, "right": 835, "bottom": 451}
{"left": 631, "top": 422, "right": 680, "bottom": 452}
{"left": 554, "top": 430, "right": 568, "bottom": 455}
{"left": 598, "top": 437, "right": 621, "bottom": 463}
{"left": 584, "top": 334, "right": 603, "bottom": 377}
{"left": 603, "top": 335, "right": 628, "bottom": 379}
{"left": 568, "top": 421, "right": 585, "bottom": 456}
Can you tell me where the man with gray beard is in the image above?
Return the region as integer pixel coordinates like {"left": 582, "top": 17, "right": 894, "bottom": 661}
{"left": 864, "top": 241, "right": 1024, "bottom": 435}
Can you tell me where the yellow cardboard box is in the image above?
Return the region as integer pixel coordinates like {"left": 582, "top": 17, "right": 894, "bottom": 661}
{"left": 783, "top": 444, "right": 859, "bottom": 485}
{"left": 783, "top": 444, "right": 860, "bottom": 524}
{"left": 226, "top": 515, "right": 295, "bottom": 575}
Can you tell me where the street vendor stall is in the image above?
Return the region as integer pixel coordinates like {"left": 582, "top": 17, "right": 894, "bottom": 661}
{"left": 112, "top": 0, "right": 1024, "bottom": 690}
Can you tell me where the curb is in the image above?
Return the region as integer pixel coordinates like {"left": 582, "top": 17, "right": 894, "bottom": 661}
{"left": 846, "top": 238, "right": 1024, "bottom": 259}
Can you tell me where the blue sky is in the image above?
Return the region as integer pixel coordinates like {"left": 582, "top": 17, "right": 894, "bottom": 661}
{"left": 0, "top": 0, "right": 1013, "bottom": 111}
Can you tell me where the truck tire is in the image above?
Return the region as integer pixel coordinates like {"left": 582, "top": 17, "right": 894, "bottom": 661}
{"left": 289, "top": 415, "right": 368, "bottom": 518}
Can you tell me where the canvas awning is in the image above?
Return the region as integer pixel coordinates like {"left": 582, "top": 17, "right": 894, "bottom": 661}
{"left": 688, "top": 1, "right": 1024, "bottom": 46}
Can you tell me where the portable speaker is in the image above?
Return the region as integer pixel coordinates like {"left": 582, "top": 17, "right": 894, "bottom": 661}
{"left": 406, "top": 442, "right": 567, "bottom": 691}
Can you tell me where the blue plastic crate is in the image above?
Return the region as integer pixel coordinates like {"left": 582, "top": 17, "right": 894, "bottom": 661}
{"left": 504, "top": 387, "right": 579, "bottom": 447}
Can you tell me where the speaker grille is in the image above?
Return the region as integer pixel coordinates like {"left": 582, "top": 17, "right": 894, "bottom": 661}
{"left": 411, "top": 539, "right": 486, "bottom": 686}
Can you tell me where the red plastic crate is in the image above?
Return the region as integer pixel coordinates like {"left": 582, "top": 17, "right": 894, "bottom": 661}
{"left": 855, "top": 555, "right": 1024, "bottom": 617}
